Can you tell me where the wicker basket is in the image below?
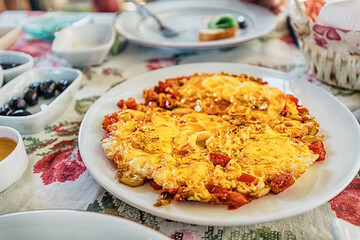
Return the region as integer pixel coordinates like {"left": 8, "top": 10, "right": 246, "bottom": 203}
{"left": 291, "top": 0, "right": 360, "bottom": 90}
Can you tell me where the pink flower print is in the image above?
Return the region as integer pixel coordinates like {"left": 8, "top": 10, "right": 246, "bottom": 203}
{"left": 313, "top": 24, "right": 328, "bottom": 35}
{"left": 313, "top": 24, "right": 341, "bottom": 41}
{"left": 146, "top": 58, "right": 175, "bottom": 70}
{"left": 326, "top": 28, "right": 341, "bottom": 41}
{"left": 314, "top": 34, "right": 328, "bottom": 49}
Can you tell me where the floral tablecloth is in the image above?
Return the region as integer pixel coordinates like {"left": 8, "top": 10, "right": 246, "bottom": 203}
{"left": 1, "top": 10, "right": 360, "bottom": 240}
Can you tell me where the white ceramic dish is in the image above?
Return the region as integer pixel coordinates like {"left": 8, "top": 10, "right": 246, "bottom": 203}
{"left": 115, "top": 0, "right": 276, "bottom": 49}
{"left": 78, "top": 62, "right": 360, "bottom": 226}
{"left": 0, "top": 50, "right": 34, "bottom": 84}
{"left": 0, "top": 65, "right": 3, "bottom": 87}
{"left": 0, "top": 126, "right": 28, "bottom": 192}
{"left": 52, "top": 23, "right": 115, "bottom": 66}
{"left": 331, "top": 218, "right": 360, "bottom": 240}
{"left": 0, "top": 67, "right": 82, "bottom": 134}
{"left": 0, "top": 210, "right": 171, "bottom": 240}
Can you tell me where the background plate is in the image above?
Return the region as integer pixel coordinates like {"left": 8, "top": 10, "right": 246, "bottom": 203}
{"left": 114, "top": 0, "right": 276, "bottom": 49}
{"left": 79, "top": 63, "right": 360, "bottom": 226}
{"left": 0, "top": 210, "right": 170, "bottom": 240}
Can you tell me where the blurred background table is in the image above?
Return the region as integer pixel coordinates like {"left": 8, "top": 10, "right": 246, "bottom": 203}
{"left": 0, "top": 5, "right": 360, "bottom": 240}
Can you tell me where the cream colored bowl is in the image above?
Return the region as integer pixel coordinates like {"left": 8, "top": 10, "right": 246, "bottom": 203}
{"left": 0, "top": 126, "right": 28, "bottom": 192}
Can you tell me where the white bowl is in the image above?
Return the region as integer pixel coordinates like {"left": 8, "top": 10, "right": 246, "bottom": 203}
{"left": 0, "top": 50, "right": 34, "bottom": 83}
{"left": 0, "top": 66, "right": 3, "bottom": 87}
{"left": 0, "top": 126, "right": 28, "bottom": 192}
{"left": 52, "top": 23, "right": 115, "bottom": 66}
{"left": 331, "top": 218, "right": 360, "bottom": 240}
{"left": 0, "top": 67, "right": 82, "bottom": 134}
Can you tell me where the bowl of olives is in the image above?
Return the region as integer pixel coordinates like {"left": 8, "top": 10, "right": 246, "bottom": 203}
{"left": 0, "top": 50, "right": 34, "bottom": 84}
{"left": 0, "top": 67, "right": 82, "bottom": 134}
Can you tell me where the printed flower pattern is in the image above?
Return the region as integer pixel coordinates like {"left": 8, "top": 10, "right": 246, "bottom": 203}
{"left": 312, "top": 24, "right": 343, "bottom": 49}
{"left": 329, "top": 178, "right": 360, "bottom": 226}
{"left": 32, "top": 121, "right": 87, "bottom": 185}
{"left": 146, "top": 57, "right": 175, "bottom": 70}
{"left": 33, "top": 147, "right": 86, "bottom": 185}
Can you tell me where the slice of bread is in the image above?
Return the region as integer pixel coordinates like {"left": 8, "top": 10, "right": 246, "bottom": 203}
{"left": 198, "top": 26, "right": 237, "bottom": 41}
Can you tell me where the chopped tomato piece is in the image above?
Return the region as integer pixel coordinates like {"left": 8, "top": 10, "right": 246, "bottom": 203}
{"left": 286, "top": 94, "right": 309, "bottom": 115}
{"left": 209, "top": 152, "right": 231, "bottom": 167}
{"left": 117, "top": 97, "right": 137, "bottom": 109}
{"left": 261, "top": 81, "right": 268, "bottom": 85}
{"left": 155, "top": 81, "right": 172, "bottom": 93}
{"left": 227, "top": 191, "right": 249, "bottom": 210}
{"left": 309, "top": 141, "right": 326, "bottom": 161}
{"left": 269, "top": 172, "right": 295, "bottom": 194}
{"left": 297, "top": 106, "right": 309, "bottom": 114}
{"left": 102, "top": 112, "right": 119, "bottom": 131}
{"left": 205, "top": 184, "right": 228, "bottom": 199}
{"left": 125, "top": 97, "right": 137, "bottom": 109}
{"left": 237, "top": 173, "right": 256, "bottom": 183}
{"left": 147, "top": 101, "right": 157, "bottom": 108}
{"left": 206, "top": 184, "right": 249, "bottom": 209}
{"left": 286, "top": 94, "right": 299, "bottom": 105}
{"left": 117, "top": 99, "right": 126, "bottom": 109}
{"left": 149, "top": 180, "right": 162, "bottom": 190}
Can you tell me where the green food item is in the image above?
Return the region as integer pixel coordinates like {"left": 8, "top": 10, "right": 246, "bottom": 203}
{"left": 208, "top": 14, "right": 237, "bottom": 29}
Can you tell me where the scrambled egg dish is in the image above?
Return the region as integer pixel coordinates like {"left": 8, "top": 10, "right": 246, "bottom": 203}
{"left": 101, "top": 73, "right": 326, "bottom": 209}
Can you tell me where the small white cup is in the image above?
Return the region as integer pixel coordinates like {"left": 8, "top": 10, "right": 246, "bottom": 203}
{"left": 0, "top": 126, "right": 28, "bottom": 192}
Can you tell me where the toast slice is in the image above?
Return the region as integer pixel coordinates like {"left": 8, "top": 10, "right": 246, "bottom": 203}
{"left": 198, "top": 26, "right": 237, "bottom": 41}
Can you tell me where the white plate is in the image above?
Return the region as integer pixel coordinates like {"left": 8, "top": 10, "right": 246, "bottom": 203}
{"left": 78, "top": 63, "right": 360, "bottom": 226}
{"left": 0, "top": 210, "right": 170, "bottom": 240}
{"left": 114, "top": 0, "right": 276, "bottom": 49}
{"left": 331, "top": 218, "right": 360, "bottom": 240}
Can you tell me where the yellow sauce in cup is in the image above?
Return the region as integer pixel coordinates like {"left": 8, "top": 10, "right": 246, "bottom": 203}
{"left": 0, "top": 137, "right": 17, "bottom": 161}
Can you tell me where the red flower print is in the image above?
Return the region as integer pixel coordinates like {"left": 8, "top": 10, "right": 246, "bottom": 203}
{"left": 313, "top": 24, "right": 327, "bottom": 36}
{"left": 146, "top": 58, "right": 175, "bottom": 70}
{"left": 33, "top": 146, "right": 86, "bottom": 185}
{"left": 9, "top": 38, "right": 53, "bottom": 58}
{"left": 326, "top": 28, "right": 341, "bottom": 41}
{"left": 329, "top": 178, "right": 360, "bottom": 226}
{"left": 314, "top": 35, "right": 327, "bottom": 49}
{"left": 313, "top": 24, "right": 341, "bottom": 41}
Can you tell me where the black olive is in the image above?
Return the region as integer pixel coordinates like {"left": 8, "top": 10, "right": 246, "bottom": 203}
{"left": 29, "top": 81, "right": 42, "bottom": 95}
{"left": 237, "top": 16, "right": 247, "bottom": 29}
{"left": 40, "top": 79, "right": 57, "bottom": 99}
{"left": 11, "top": 109, "right": 32, "bottom": 116}
{"left": 24, "top": 88, "right": 39, "bottom": 106}
{"left": 56, "top": 79, "right": 72, "bottom": 92}
{"left": 0, "top": 104, "right": 13, "bottom": 116}
{"left": 9, "top": 97, "right": 27, "bottom": 110}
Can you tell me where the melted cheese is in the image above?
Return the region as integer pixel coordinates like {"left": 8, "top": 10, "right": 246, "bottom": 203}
{"left": 101, "top": 73, "right": 323, "bottom": 208}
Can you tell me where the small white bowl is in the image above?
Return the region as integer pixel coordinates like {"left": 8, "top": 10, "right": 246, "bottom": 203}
{"left": 0, "top": 67, "right": 82, "bottom": 134}
{"left": 0, "top": 126, "right": 28, "bottom": 192}
{"left": 0, "top": 66, "right": 3, "bottom": 87}
{"left": 52, "top": 23, "right": 115, "bottom": 66}
{"left": 0, "top": 50, "right": 34, "bottom": 83}
{"left": 331, "top": 218, "right": 360, "bottom": 240}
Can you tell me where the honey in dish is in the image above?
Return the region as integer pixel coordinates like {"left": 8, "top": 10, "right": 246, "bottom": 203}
{"left": 0, "top": 137, "right": 17, "bottom": 161}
